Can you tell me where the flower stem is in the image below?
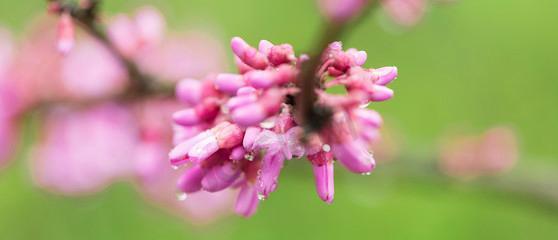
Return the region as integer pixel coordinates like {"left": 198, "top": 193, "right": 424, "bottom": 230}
{"left": 46, "top": 0, "right": 173, "bottom": 102}
{"left": 296, "top": 3, "right": 375, "bottom": 133}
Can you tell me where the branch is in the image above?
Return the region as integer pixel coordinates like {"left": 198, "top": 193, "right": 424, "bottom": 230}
{"left": 296, "top": 3, "right": 375, "bottom": 133}
{"left": 389, "top": 158, "right": 558, "bottom": 213}
{"left": 44, "top": 0, "right": 173, "bottom": 106}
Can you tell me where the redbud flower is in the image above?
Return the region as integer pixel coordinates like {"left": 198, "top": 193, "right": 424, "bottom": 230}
{"left": 107, "top": 6, "right": 226, "bottom": 81}
{"left": 235, "top": 183, "right": 260, "bottom": 217}
{"left": 134, "top": 100, "right": 235, "bottom": 225}
{"left": 61, "top": 39, "right": 128, "bottom": 99}
{"left": 439, "top": 127, "right": 519, "bottom": 179}
{"left": 0, "top": 27, "right": 21, "bottom": 168}
{"left": 56, "top": 12, "right": 74, "bottom": 55}
{"left": 382, "top": 0, "right": 426, "bottom": 27}
{"left": 31, "top": 104, "right": 137, "bottom": 195}
{"left": 317, "top": 0, "right": 368, "bottom": 22}
{"left": 316, "top": 0, "right": 427, "bottom": 27}
{"left": 171, "top": 37, "right": 398, "bottom": 216}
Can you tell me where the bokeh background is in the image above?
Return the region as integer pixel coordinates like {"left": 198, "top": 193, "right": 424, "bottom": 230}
{"left": 1, "top": 0, "right": 557, "bottom": 239}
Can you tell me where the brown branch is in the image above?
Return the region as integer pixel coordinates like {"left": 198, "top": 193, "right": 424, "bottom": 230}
{"left": 43, "top": 0, "right": 173, "bottom": 109}
{"left": 295, "top": 3, "right": 375, "bottom": 133}
{"left": 388, "top": 158, "right": 558, "bottom": 214}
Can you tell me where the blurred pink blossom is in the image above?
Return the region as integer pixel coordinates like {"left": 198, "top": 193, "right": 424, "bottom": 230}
{"left": 439, "top": 126, "right": 519, "bottom": 179}
{"left": 316, "top": 0, "right": 427, "bottom": 27}
{"left": 61, "top": 38, "right": 128, "bottom": 99}
{"left": 370, "top": 126, "right": 401, "bottom": 164}
{"left": 317, "top": 0, "right": 368, "bottom": 22}
{"left": 133, "top": 100, "right": 234, "bottom": 225}
{"left": 10, "top": 19, "right": 64, "bottom": 105}
{"left": 31, "top": 104, "right": 137, "bottom": 195}
{"left": 382, "top": 0, "right": 426, "bottom": 27}
{"left": 11, "top": 18, "right": 128, "bottom": 104}
{"left": 0, "top": 26, "right": 19, "bottom": 168}
{"left": 136, "top": 33, "right": 226, "bottom": 81}
{"left": 107, "top": 6, "right": 166, "bottom": 58}
{"left": 107, "top": 6, "right": 226, "bottom": 81}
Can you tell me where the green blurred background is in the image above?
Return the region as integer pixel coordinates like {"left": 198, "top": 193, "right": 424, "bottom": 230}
{"left": 1, "top": 0, "right": 557, "bottom": 239}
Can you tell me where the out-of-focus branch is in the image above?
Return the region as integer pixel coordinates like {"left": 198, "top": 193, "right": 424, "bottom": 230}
{"left": 296, "top": 3, "right": 375, "bottom": 133}
{"left": 387, "top": 158, "right": 558, "bottom": 213}
{"left": 44, "top": 0, "right": 173, "bottom": 107}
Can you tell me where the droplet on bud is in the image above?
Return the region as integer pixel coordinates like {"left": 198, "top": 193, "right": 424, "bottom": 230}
{"left": 176, "top": 192, "right": 188, "bottom": 201}
{"left": 322, "top": 144, "right": 331, "bottom": 152}
{"left": 221, "top": 105, "right": 230, "bottom": 114}
{"left": 257, "top": 193, "right": 266, "bottom": 201}
{"left": 259, "top": 118, "right": 275, "bottom": 129}
{"left": 171, "top": 165, "right": 179, "bottom": 170}
{"left": 361, "top": 172, "right": 371, "bottom": 176}
{"left": 244, "top": 153, "right": 255, "bottom": 161}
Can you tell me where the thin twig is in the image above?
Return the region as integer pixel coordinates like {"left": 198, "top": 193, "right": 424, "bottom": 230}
{"left": 295, "top": 3, "right": 375, "bottom": 133}
{"left": 389, "top": 158, "right": 558, "bottom": 214}
{"left": 43, "top": 0, "right": 173, "bottom": 109}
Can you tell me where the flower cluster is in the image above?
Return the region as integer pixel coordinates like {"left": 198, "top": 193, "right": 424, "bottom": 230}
{"left": 317, "top": 0, "right": 426, "bottom": 27}
{"left": 6, "top": 5, "right": 235, "bottom": 224}
{"left": 170, "top": 37, "right": 398, "bottom": 216}
{"left": 439, "top": 127, "right": 518, "bottom": 179}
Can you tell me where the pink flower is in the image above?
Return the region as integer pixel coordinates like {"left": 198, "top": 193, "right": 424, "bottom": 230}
{"left": 56, "top": 12, "right": 74, "bottom": 54}
{"left": 12, "top": 18, "right": 128, "bottom": 103}
{"left": 61, "top": 38, "right": 128, "bottom": 99}
{"left": 134, "top": 100, "right": 234, "bottom": 225}
{"left": 136, "top": 147, "right": 234, "bottom": 225}
{"left": 317, "top": 0, "right": 368, "bottom": 22}
{"left": 439, "top": 126, "right": 519, "bottom": 179}
{"left": 107, "top": 6, "right": 226, "bottom": 81}
{"left": 136, "top": 33, "right": 226, "bottom": 81}
{"left": 171, "top": 37, "right": 398, "bottom": 216}
{"left": 11, "top": 18, "right": 64, "bottom": 104}
{"left": 382, "top": 0, "right": 426, "bottom": 27}
{"left": 0, "top": 26, "right": 20, "bottom": 168}
{"left": 31, "top": 104, "right": 137, "bottom": 195}
{"left": 107, "top": 6, "right": 165, "bottom": 58}
{"left": 316, "top": 0, "right": 427, "bottom": 27}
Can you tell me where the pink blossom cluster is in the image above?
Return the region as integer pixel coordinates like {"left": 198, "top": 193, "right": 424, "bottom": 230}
{"left": 0, "top": 5, "right": 234, "bottom": 224}
{"left": 439, "top": 127, "right": 519, "bottom": 179}
{"left": 317, "top": 0, "right": 426, "bottom": 27}
{"left": 0, "top": 27, "right": 19, "bottom": 167}
{"left": 170, "top": 37, "right": 398, "bottom": 216}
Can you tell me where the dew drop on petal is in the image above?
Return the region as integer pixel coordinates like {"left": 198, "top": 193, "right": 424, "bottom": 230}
{"left": 260, "top": 118, "right": 275, "bottom": 129}
{"left": 361, "top": 172, "right": 371, "bottom": 176}
{"left": 221, "top": 105, "right": 230, "bottom": 114}
{"left": 176, "top": 192, "right": 188, "bottom": 201}
{"left": 171, "top": 165, "right": 179, "bottom": 170}
{"left": 257, "top": 193, "right": 266, "bottom": 201}
{"left": 359, "top": 103, "right": 370, "bottom": 109}
{"left": 322, "top": 144, "right": 331, "bottom": 152}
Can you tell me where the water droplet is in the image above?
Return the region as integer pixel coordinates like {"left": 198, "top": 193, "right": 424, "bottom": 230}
{"left": 176, "top": 192, "right": 188, "bottom": 201}
{"left": 322, "top": 144, "right": 331, "bottom": 152}
{"left": 244, "top": 153, "right": 254, "bottom": 161}
{"left": 359, "top": 103, "right": 370, "bottom": 109}
{"left": 257, "top": 194, "right": 266, "bottom": 201}
{"left": 171, "top": 165, "right": 179, "bottom": 170}
{"left": 361, "top": 172, "right": 371, "bottom": 176}
{"left": 259, "top": 119, "right": 275, "bottom": 129}
{"left": 221, "top": 105, "right": 230, "bottom": 114}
